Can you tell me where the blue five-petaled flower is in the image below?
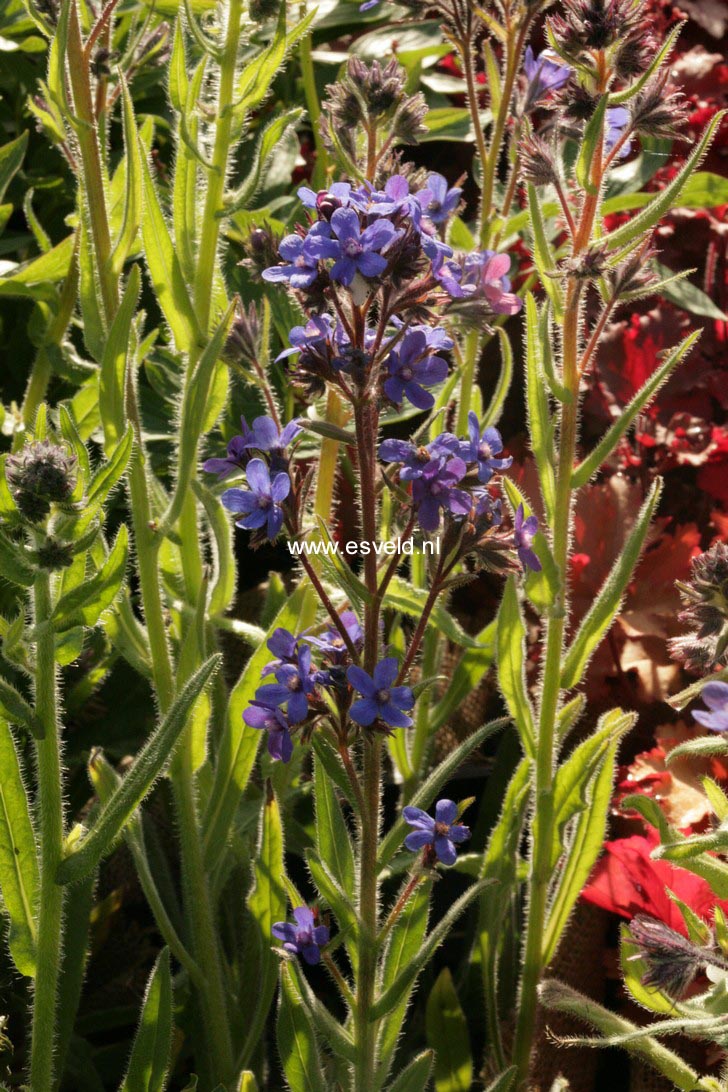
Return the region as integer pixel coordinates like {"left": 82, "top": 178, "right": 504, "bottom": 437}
{"left": 243, "top": 701, "right": 293, "bottom": 763}
{"left": 693, "top": 681, "right": 728, "bottom": 733}
{"left": 272, "top": 907, "right": 330, "bottom": 965}
{"left": 221, "top": 458, "right": 289, "bottom": 540}
{"left": 256, "top": 644, "right": 315, "bottom": 723}
{"left": 347, "top": 658, "right": 414, "bottom": 728}
{"left": 514, "top": 503, "right": 541, "bottom": 573}
{"left": 403, "top": 799, "right": 471, "bottom": 866}
{"left": 465, "top": 413, "right": 513, "bottom": 483}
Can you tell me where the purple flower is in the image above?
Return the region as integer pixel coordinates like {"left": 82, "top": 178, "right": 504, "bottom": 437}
{"left": 203, "top": 432, "right": 250, "bottom": 479}
{"left": 261, "top": 627, "right": 300, "bottom": 677}
{"left": 306, "top": 611, "right": 363, "bottom": 663}
{"left": 277, "top": 315, "right": 336, "bottom": 364}
{"left": 243, "top": 701, "right": 294, "bottom": 762}
{"left": 297, "top": 182, "right": 365, "bottom": 215}
{"left": 402, "top": 799, "right": 470, "bottom": 866}
{"left": 359, "top": 0, "right": 381, "bottom": 8}
{"left": 606, "top": 106, "right": 632, "bottom": 158}
{"left": 693, "top": 681, "right": 728, "bottom": 733}
{"left": 437, "top": 251, "right": 522, "bottom": 315}
{"left": 369, "top": 175, "right": 423, "bottom": 227}
{"left": 222, "top": 459, "right": 289, "bottom": 539}
{"left": 379, "top": 433, "right": 461, "bottom": 479}
{"left": 256, "top": 644, "right": 315, "bottom": 723}
{"left": 523, "top": 47, "right": 572, "bottom": 107}
{"left": 465, "top": 413, "right": 513, "bottom": 483}
{"left": 474, "top": 491, "right": 502, "bottom": 527}
{"left": 418, "top": 173, "right": 462, "bottom": 224}
{"left": 383, "top": 328, "right": 449, "bottom": 411}
{"left": 272, "top": 907, "right": 329, "bottom": 965}
{"left": 262, "top": 228, "right": 331, "bottom": 288}
{"left": 514, "top": 503, "right": 541, "bottom": 572}
{"left": 347, "top": 658, "right": 414, "bottom": 728}
{"left": 310, "top": 206, "right": 398, "bottom": 286}
{"left": 411, "top": 457, "right": 471, "bottom": 531}
{"left": 243, "top": 416, "right": 302, "bottom": 455}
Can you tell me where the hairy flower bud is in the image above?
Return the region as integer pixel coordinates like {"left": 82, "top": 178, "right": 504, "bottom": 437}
{"left": 669, "top": 542, "right": 728, "bottom": 673}
{"left": 630, "top": 72, "right": 689, "bottom": 142}
{"left": 520, "top": 133, "right": 558, "bottom": 187}
{"left": 627, "top": 914, "right": 713, "bottom": 998}
{"left": 549, "top": 0, "right": 645, "bottom": 62}
{"left": 33, "top": 537, "right": 74, "bottom": 571}
{"left": 248, "top": 0, "right": 280, "bottom": 20}
{"left": 6, "top": 440, "right": 77, "bottom": 523}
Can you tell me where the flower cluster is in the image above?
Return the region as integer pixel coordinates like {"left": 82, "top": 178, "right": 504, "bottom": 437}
{"left": 243, "top": 621, "right": 416, "bottom": 763}
{"left": 6, "top": 440, "right": 77, "bottom": 523}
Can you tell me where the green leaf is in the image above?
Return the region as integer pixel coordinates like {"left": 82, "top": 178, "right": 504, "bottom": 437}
{"left": 426, "top": 968, "right": 472, "bottom": 1092}
{"left": 371, "top": 880, "right": 490, "bottom": 1020}
{"left": 78, "top": 213, "right": 106, "bottom": 362}
{"left": 313, "top": 751, "right": 355, "bottom": 895}
{"left": 172, "top": 56, "right": 206, "bottom": 284}
{"left": 235, "top": 6, "right": 316, "bottom": 117}
{"left": 99, "top": 264, "right": 139, "bottom": 454}
{"left": 288, "top": 960, "right": 356, "bottom": 1064}
{"left": 577, "top": 94, "right": 608, "bottom": 195}
{"left": 572, "top": 331, "right": 699, "bottom": 487}
{"left": 481, "top": 328, "right": 513, "bottom": 429}
{"left": 306, "top": 851, "right": 358, "bottom": 959}
{"left": 0, "top": 529, "right": 35, "bottom": 586}
{"left": 192, "top": 480, "right": 235, "bottom": 617}
{"left": 483, "top": 1069, "right": 517, "bottom": 1092}
{"left": 0, "top": 719, "right": 39, "bottom": 976}
{"left": 202, "top": 584, "right": 314, "bottom": 870}
{"left": 57, "top": 655, "right": 221, "bottom": 884}
{"left": 276, "top": 963, "right": 325, "bottom": 1092}
{"left": 0, "top": 234, "right": 74, "bottom": 298}
{"left": 168, "top": 18, "right": 188, "bottom": 113}
{"left": 605, "top": 111, "right": 726, "bottom": 253}
{"left": 561, "top": 479, "right": 662, "bottom": 689}
{"left": 377, "top": 878, "right": 432, "bottom": 1082}
{"left": 377, "top": 719, "right": 506, "bottom": 870}
{"left": 653, "top": 262, "right": 727, "bottom": 320}
{"left": 496, "top": 576, "right": 535, "bottom": 756}
{"left": 524, "top": 294, "right": 555, "bottom": 517}
{"left": 609, "top": 21, "right": 684, "bottom": 106}
{"left": 620, "top": 926, "right": 675, "bottom": 1015}
{"left": 543, "top": 709, "right": 635, "bottom": 963}
{"left": 429, "top": 621, "right": 496, "bottom": 734}
{"left": 52, "top": 525, "right": 129, "bottom": 631}
{"left": 225, "top": 109, "right": 304, "bottom": 215}
{"left": 527, "top": 183, "right": 563, "bottom": 320}
{"left": 0, "top": 675, "right": 44, "bottom": 739}
{"left": 86, "top": 426, "right": 135, "bottom": 511}
{"left": 385, "top": 578, "right": 485, "bottom": 649}
{"left": 139, "top": 134, "right": 201, "bottom": 353}
{"left": 119, "top": 949, "right": 173, "bottom": 1092}
{"left": 501, "top": 478, "right": 560, "bottom": 612}
{"left": 388, "top": 1051, "right": 435, "bottom": 1092}
{"left": 243, "top": 787, "right": 287, "bottom": 1065}
{"left": 111, "top": 79, "right": 143, "bottom": 275}
{"left": 0, "top": 131, "right": 28, "bottom": 204}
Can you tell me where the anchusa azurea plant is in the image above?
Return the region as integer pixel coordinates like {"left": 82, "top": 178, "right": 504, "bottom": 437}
{"left": 0, "top": 0, "right": 723, "bottom": 1088}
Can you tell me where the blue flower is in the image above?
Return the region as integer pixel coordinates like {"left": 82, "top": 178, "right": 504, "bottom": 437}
{"left": 221, "top": 459, "right": 289, "bottom": 540}
{"left": 465, "top": 413, "right": 513, "bottom": 483}
{"left": 379, "top": 433, "right": 462, "bottom": 480}
{"left": 693, "top": 682, "right": 728, "bottom": 733}
{"left": 261, "top": 627, "right": 300, "bottom": 678}
{"left": 418, "top": 172, "right": 462, "bottom": 224}
{"left": 369, "top": 175, "right": 423, "bottom": 227}
{"left": 262, "top": 228, "right": 331, "bottom": 288}
{"left": 411, "top": 457, "right": 471, "bottom": 531}
{"left": 256, "top": 644, "right": 315, "bottom": 723}
{"left": 309, "top": 206, "right": 398, "bottom": 286}
{"left": 606, "top": 106, "right": 632, "bottom": 158}
{"left": 243, "top": 701, "right": 293, "bottom": 762}
{"left": 272, "top": 907, "right": 330, "bottom": 964}
{"left": 383, "top": 328, "right": 449, "bottom": 411}
{"left": 402, "top": 799, "right": 470, "bottom": 866}
{"left": 523, "top": 47, "right": 572, "bottom": 107}
{"left": 347, "top": 658, "right": 414, "bottom": 728}
{"left": 297, "top": 181, "right": 366, "bottom": 214}
{"left": 203, "top": 432, "right": 250, "bottom": 479}
{"left": 306, "top": 611, "right": 363, "bottom": 663}
{"left": 276, "top": 315, "right": 336, "bottom": 364}
{"left": 514, "top": 503, "right": 541, "bottom": 572}
{"left": 437, "top": 250, "right": 522, "bottom": 315}
{"left": 243, "top": 415, "right": 302, "bottom": 455}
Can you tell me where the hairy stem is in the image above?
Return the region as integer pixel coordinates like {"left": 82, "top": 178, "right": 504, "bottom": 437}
{"left": 29, "top": 568, "right": 65, "bottom": 1092}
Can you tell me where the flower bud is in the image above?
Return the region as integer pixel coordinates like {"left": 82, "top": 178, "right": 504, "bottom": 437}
{"left": 6, "top": 440, "right": 77, "bottom": 523}
{"left": 670, "top": 541, "right": 728, "bottom": 673}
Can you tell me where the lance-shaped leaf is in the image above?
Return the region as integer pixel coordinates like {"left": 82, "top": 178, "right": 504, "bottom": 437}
{"left": 119, "top": 948, "right": 173, "bottom": 1092}
{"left": 139, "top": 133, "right": 201, "bottom": 353}
{"left": 524, "top": 294, "right": 555, "bottom": 517}
{"left": 388, "top": 1051, "right": 435, "bottom": 1092}
{"left": 86, "top": 425, "right": 135, "bottom": 512}
{"left": 111, "top": 79, "right": 143, "bottom": 276}
{"left": 242, "top": 787, "right": 286, "bottom": 1067}
{"left": 496, "top": 577, "right": 535, "bottom": 757}
{"left": 377, "top": 878, "right": 432, "bottom": 1083}
{"left": 572, "top": 332, "right": 699, "bottom": 487}
{"left": 576, "top": 94, "right": 608, "bottom": 195}
{"left": 57, "top": 655, "right": 220, "bottom": 884}
{"left": 192, "top": 480, "right": 235, "bottom": 617}
{"left": 235, "top": 6, "right": 316, "bottom": 118}
{"left": 202, "top": 584, "right": 314, "bottom": 869}
{"left": 52, "top": 524, "right": 129, "bottom": 631}
{"left": 99, "top": 262, "right": 140, "bottom": 454}
{"left": 173, "top": 56, "right": 206, "bottom": 284}
{"left": 561, "top": 478, "right": 662, "bottom": 690}
{"left": 276, "top": 962, "right": 325, "bottom": 1092}
{"left": 481, "top": 327, "right": 513, "bottom": 429}
{"left": 426, "top": 968, "right": 472, "bottom": 1092}
{"left": 289, "top": 960, "right": 356, "bottom": 1064}
{"left": 605, "top": 111, "right": 725, "bottom": 253}
{"left": 306, "top": 851, "right": 359, "bottom": 967}
{"left": 527, "top": 183, "right": 563, "bottom": 321}
{"left": 483, "top": 1069, "right": 518, "bottom": 1092}
{"left": 370, "top": 880, "right": 490, "bottom": 1020}
{"left": 377, "top": 719, "right": 506, "bottom": 870}
{"left": 313, "top": 752, "right": 355, "bottom": 894}
{"left": 0, "top": 234, "right": 74, "bottom": 299}
{"left": 0, "top": 529, "right": 35, "bottom": 587}
{"left": 225, "top": 109, "right": 304, "bottom": 216}
{"left": 0, "top": 132, "right": 28, "bottom": 204}
{"left": 0, "top": 719, "right": 39, "bottom": 977}
{"left": 385, "top": 579, "right": 485, "bottom": 649}
{"left": 543, "top": 709, "right": 635, "bottom": 964}
{"left": 429, "top": 620, "right": 496, "bottom": 734}
{"left": 0, "top": 675, "right": 44, "bottom": 739}
{"left": 168, "top": 17, "right": 188, "bottom": 113}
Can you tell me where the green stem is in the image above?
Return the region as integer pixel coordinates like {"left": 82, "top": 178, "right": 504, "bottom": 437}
{"left": 30, "top": 568, "right": 65, "bottom": 1092}
{"left": 354, "top": 736, "right": 381, "bottom": 1092}
{"left": 456, "top": 328, "right": 481, "bottom": 435}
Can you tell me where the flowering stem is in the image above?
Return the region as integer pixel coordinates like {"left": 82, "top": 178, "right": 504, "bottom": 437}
{"left": 378, "top": 872, "right": 423, "bottom": 944}
{"left": 297, "top": 549, "right": 360, "bottom": 662}
{"left": 29, "top": 567, "right": 65, "bottom": 1091}
{"left": 354, "top": 734, "right": 381, "bottom": 1092}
